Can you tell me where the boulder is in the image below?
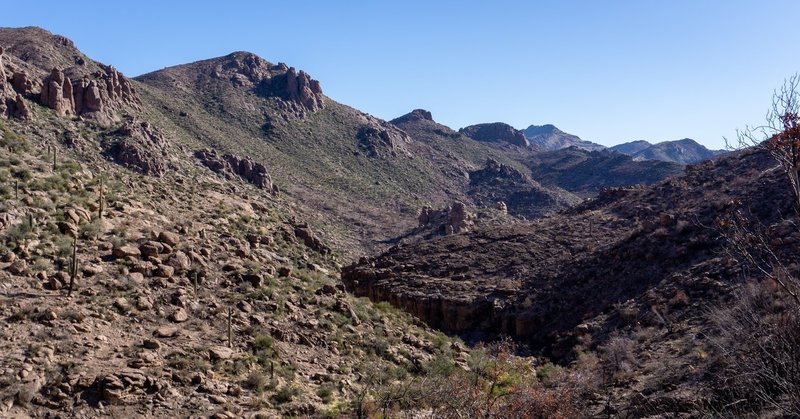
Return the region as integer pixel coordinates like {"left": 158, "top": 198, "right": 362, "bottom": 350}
{"left": 158, "top": 231, "right": 180, "bottom": 247}
{"left": 113, "top": 245, "right": 141, "bottom": 259}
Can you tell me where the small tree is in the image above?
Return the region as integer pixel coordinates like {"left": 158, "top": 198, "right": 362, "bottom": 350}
{"left": 725, "top": 73, "right": 800, "bottom": 306}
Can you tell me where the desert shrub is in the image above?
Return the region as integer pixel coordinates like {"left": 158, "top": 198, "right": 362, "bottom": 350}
{"left": 317, "top": 383, "right": 335, "bottom": 403}
{"left": 708, "top": 281, "right": 800, "bottom": 416}
{"left": 243, "top": 370, "right": 276, "bottom": 393}
{"left": 599, "top": 335, "right": 637, "bottom": 382}
{"left": 272, "top": 385, "right": 299, "bottom": 404}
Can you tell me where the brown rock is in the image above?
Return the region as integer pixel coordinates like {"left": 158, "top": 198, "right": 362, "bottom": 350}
{"left": 195, "top": 149, "right": 274, "bottom": 191}
{"left": 155, "top": 264, "right": 175, "bottom": 278}
{"left": 12, "top": 94, "right": 32, "bottom": 120}
{"left": 143, "top": 338, "right": 161, "bottom": 350}
{"left": 113, "top": 297, "right": 132, "bottom": 312}
{"left": 158, "top": 231, "right": 180, "bottom": 246}
{"left": 40, "top": 68, "right": 75, "bottom": 116}
{"left": 112, "top": 245, "right": 141, "bottom": 259}
{"left": 139, "top": 240, "right": 164, "bottom": 257}
{"left": 209, "top": 346, "right": 234, "bottom": 361}
{"left": 169, "top": 308, "right": 188, "bottom": 323}
{"left": 155, "top": 326, "right": 179, "bottom": 338}
{"left": 168, "top": 250, "right": 191, "bottom": 272}
{"left": 7, "top": 259, "right": 27, "bottom": 275}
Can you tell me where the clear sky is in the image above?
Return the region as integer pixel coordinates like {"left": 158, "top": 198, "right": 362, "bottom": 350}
{"left": 4, "top": 1, "right": 800, "bottom": 149}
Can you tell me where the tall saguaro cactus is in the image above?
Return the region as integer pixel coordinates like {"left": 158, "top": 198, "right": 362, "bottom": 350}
{"left": 67, "top": 238, "right": 77, "bottom": 297}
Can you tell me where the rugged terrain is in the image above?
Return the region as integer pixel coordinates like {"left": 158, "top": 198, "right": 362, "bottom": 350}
{"left": 344, "top": 146, "right": 800, "bottom": 415}
{"left": 0, "top": 27, "right": 475, "bottom": 418}
{"left": 0, "top": 25, "right": 776, "bottom": 418}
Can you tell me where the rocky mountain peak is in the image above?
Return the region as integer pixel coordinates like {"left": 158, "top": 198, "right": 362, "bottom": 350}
{"left": 391, "top": 108, "right": 433, "bottom": 124}
{"left": 459, "top": 122, "right": 529, "bottom": 147}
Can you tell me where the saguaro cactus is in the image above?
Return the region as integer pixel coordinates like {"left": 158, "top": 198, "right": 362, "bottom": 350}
{"left": 67, "top": 238, "right": 77, "bottom": 297}
{"left": 98, "top": 178, "right": 104, "bottom": 220}
{"left": 227, "top": 305, "right": 233, "bottom": 348}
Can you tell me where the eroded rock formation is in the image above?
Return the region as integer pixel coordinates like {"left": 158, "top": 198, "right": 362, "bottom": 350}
{"left": 40, "top": 68, "right": 75, "bottom": 116}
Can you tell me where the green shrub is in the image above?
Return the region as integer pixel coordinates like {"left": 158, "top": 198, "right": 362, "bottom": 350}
{"left": 272, "top": 385, "right": 299, "bottom": 404}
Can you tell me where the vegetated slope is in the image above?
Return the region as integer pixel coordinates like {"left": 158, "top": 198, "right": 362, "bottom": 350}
{"left": 135, "top": 58, "right": 587, "bottom": 255}
{"left": 523, "top": 124, "right": 606, "bottom": 151}
{"left": 615, "top": 138, "right": 727, "bottom": 164}
{"left": 343, "top": 146, "right": 798, "bottom": 414}
{"left": 0, "top": 27, "right": 469, "bottom": 418}
{"left": 524, "top": 146, "right": 684, "bottom": 197}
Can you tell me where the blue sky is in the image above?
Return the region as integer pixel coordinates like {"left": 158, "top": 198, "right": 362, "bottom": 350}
{"left": 4, "top": 1, "right": 800, "bottom": 149}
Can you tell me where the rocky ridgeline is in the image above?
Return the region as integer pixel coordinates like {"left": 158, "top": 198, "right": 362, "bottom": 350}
{"left": 459, "top": 122, "right": 529, "bottom": 147}
{"left": 195, "top": 148, "right": 277, "bottom": 193}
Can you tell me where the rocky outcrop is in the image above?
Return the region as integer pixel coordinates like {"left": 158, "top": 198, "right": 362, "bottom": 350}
{"left": 13, "top": 94, "right": 31, "bottom": 120}
{"left": 0, "top": 47, "right": 11, "bottom": 116}
{"left": 389, "top": 109, "right": 433, "bottom": 124}
{"left": 446, "top": 201, "right": 473, "bottom": 234}
{"left": 205, "top": 52, "right": 325, "bottom": 116}
{"left": 103, "top": 121, "right": 171, "bottom": 176}
{"left": 72, "top": 65, "right": 140, "bottom": 124}
{"left": 195, "top": 148, "right": 276, "bottom": 192}
{"left": 40, "top": 68, "right": 75, "bottom": 116}
{"left": 12, "top": 72, "right": 37, "bottom": 96}
{"left": 283, "top": 67, "right": 324, "bottom": 112}
{"left": 37, "top": 65, "right": 140, "bottom": 123}
{"left": 417, "top": 201, "right": 474, "bottom": 235}
{"left": 459, "top": 123, "right": 529, "bottom": 147}
{"left": 470, "top": 158, "right": 527, "bottom": 184}
{"left": 294, "top": 223, "right": 331, "bottom": 255}
{"left": 468, "top": 157, "right": 580, "bottom": 219}
{"left": 357, "top": 125, "right": 409, "bottom": 158}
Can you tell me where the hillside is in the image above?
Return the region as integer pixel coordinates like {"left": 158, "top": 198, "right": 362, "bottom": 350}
{"left": 0, "top": 27, "right": 472, "bottom": 418}
{"left": 524, "top": 147, "right": 684, "bottom": 197}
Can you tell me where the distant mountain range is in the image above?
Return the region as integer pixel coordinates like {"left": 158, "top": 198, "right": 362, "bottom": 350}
{"left": 460, "top": 122, "right": 726, "bottom": 165}
{"left": 611, "top": 138, "right": 727, "bottom": 164}
{"left": 523, "top": 124, "right": 606, "bottom": 152}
